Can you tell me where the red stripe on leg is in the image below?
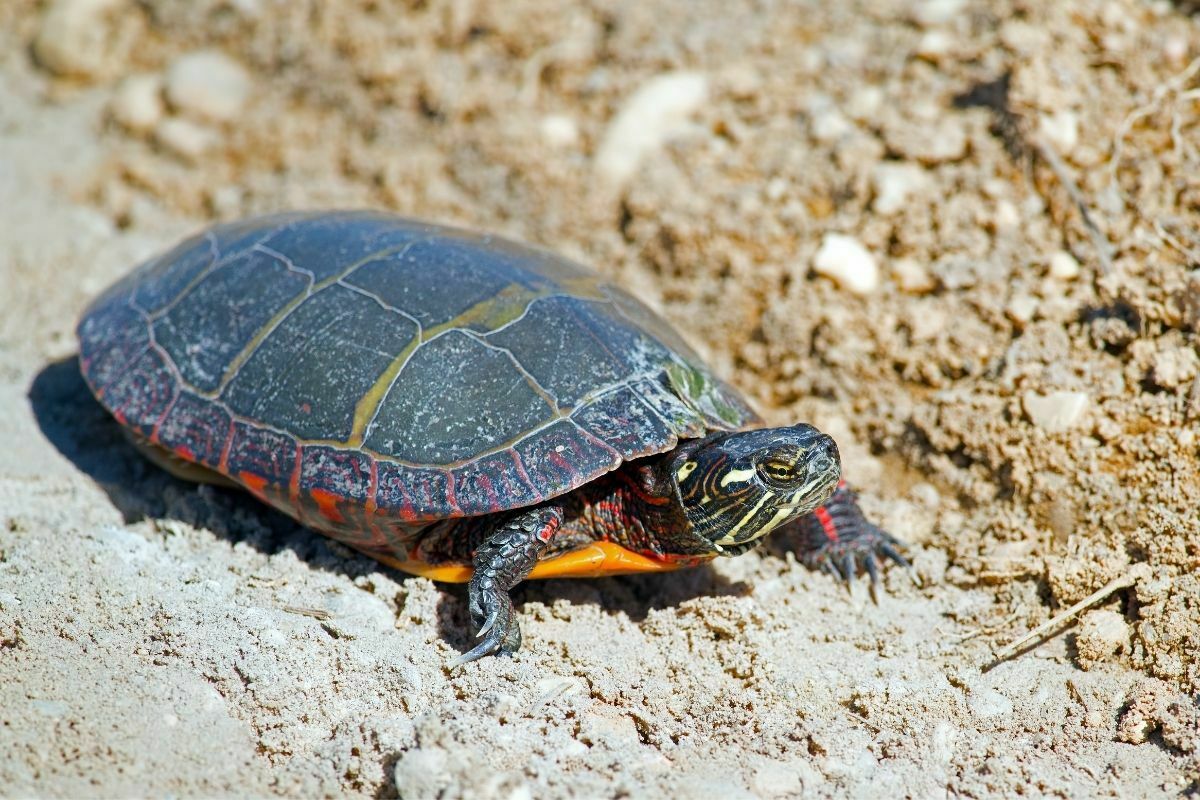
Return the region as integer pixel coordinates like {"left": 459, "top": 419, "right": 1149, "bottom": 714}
{"left": 813, "top": 506, "right": 839, "bottom": 542}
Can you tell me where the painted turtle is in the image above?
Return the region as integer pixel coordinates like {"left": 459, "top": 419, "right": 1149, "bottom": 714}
{"left": 77, "top": 210, "right": 906, "bottom": 665}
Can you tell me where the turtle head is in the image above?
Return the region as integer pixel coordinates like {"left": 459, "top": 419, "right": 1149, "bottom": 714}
{"left": 668, "top": 424, "right": 842, "bottom": 555}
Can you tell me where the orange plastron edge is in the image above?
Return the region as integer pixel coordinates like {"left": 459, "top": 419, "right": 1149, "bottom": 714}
{"left": 370, "top": 541, "right": 713, "bottom": 583}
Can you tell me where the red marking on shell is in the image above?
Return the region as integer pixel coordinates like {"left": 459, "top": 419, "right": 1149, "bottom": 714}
{"left": 239, "top": 471, "right": 268, "bottom": 496}
{"left": 547, "top": 450, "right": 582, "bottom": 489}
{"left": 147, "top": 384, "right": 182, "bottom": 446}
{"left": 476, "top": 473, "right": 499, "bottom": 513}
{"left": 364, "top": 457, "right": 380, "bottom": 525}
{"left": 310, "top": 488, "right": 344, "bottom": 524}
{"left": 442, "top": 469, "right": 462, "bottom": 516}
{"left": 288, "top": 446, "right": 303, "bottom": 511}
{"left": 173, "top": 444, "right": 196, "bottom": 461}
{"left": 218, "top": 418, "right": 236, "bottom": 471}
{"left": 395, "top": 482, "right": 417, "bottom": 522}
{"left": 813, "top": 505, "right": 838, "bottom": 542}
{"left": 508, "top": 450, "right": 542, "bottom": 503}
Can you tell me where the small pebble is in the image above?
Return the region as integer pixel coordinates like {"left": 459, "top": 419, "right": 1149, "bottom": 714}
{"left": 967, "top": 686, "right": 1013, "bottom": 719}
{"left": 1022, "top": 390, "right": 1090, "bottom": 433}
{"left": 540, "top": 115, "right": 579, "bottom": 148}
{"left": 1164, "top": 35, "right": 1189, "bottom": 68}
{"left": 750, "top": 760, "right": 805, "bottom": 798}
{"left": 994, "top": 200, "right": 1021, "bottom": 231}
{"left": 872, "top": 163, "right": 928, "bottom": 215}
{"left": 846, "top": 85, "right": 883, "bottom": 121}
{"left": 810, "top": 107, "right": 854, "bottom": 144}
{"left": 1006, "top": 294, "right": 1039, "bottom": 325}
{"left": 885, "top": 115, "right": 967, "bottom": 164}
{"left": 911, "top": 0, "right": 967, "bottom": 27}
{"left": 892, "top": 258, "right": 936, "bottom": 294}
{"left": 166, "top": 51, "right": 252, "bottom": 123}
{"left": 1075, "top": 610, "right": 1130, "bottom": 667}
{"left": 915, "top": 30, "right": 954, "bottom": 61}
{"left": 110, "top": 73, "right": 164, "bottom": 134}
{"left": 155, "top": 118, "right": 220, "bottom": 160}
{"left": 595, "top": 71, "right": 708, "bottom": 187}
{"left": 1039, "top": 110, "right": 1079, "bottom": 156}
{"left": 33, "top": 0, "right": 125, "bottom": 79}
{"left": 393, "top": 747, "right": 449, "bottom": 799}
{"left": 1047, "top": 250, "right": 1081, "bottom": 280}
{"left": 1151, "top": 346, "right": 1199, "bottom": 390}
{"left": 813, "top": 234, "right": 879, "bottom": 295}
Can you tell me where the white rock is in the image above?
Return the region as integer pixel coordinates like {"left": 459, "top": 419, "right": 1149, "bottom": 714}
{"left": 1022, "top": 390, "right": 1090, "bottom": 433}
{"left": 967, "top": 687, "right": 1013, "bottom": 718}
{"left": 1165, "top": 35, "right": 1189, "bottom": 68}
{"left": 813, "top": 234, "right": 879, "bottom": 295}
{"left": 393, "top": 747, "right": 448, "bottom": 799}
{"left": 750, "top": 760, "right": 805, "bottom": 798}
{"left": 872, "top": 163, "right": 929, "bottom": 215}
{"left": 916, "top": 30, "right": 954, "bottom": 61}
{"left": 1039, "top": 110, "right": 1079, "bottom": 155}
{"left": 540, "top": 114, "right": 579, "bottom": 148}
{"left": 885, "top": 115, "right": 968, "bottom": 164}
{"left": 923, "top": 118, "right": 968, "bottom": 163}
{"left": 846, "top": 86, "right": 883, "bottom": 121}
{"left": 912, "top": 0, "right": 967, "bottom": 27}
{"left": 892, "top": 258, "right": 936, "bottom": 294}
{"left": 1151, "top": 346, "right": 1199, "bottom": 390}
{"left": 595, "top": 72, "right": 708, "bottom": 187}
{"left": 155, "top": 118, "right": 220, "bottom": 160}
{"left": 166, "top": 51, "right": 252, "bottom": 123}
{"left": 1076, "top": 610, "right": 1130, "bottom": 666}
{"left": 33, "top": 0, "right": 125, "bottom": 79}
{"left": 1047, "top": 250, "right": 1081, "bottom": 280}
{"left": 811, "top": 108, "right": 854, "bottom": 144}
{"left": 110, "top": 73, "right": 164, "bottom": 133}
{"left": 1006, "top": 294, "right": 1039, "bottom": 325}
{"left": 994, "top": 199, "right": 1021, "bottom": 231}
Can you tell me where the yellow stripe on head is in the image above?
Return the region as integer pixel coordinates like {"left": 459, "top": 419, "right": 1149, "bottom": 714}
{"left": 719, "top": 467, "right": 757, "bottom": 487}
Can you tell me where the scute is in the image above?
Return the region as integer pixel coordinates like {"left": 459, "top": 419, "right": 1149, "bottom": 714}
{"left": 77, "top": 210, "right": 759, "bottom": 521}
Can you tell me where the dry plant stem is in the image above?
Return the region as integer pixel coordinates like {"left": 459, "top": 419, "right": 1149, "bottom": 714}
{"left": 988, "top": 569, "right": 1143, "bottom": 666}
{"left": 1031, "top": 134, "right": 1114, "bottom": 276}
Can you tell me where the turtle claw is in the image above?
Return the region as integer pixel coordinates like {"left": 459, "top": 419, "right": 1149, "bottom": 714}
{"left": 792, "top": 483, "right": 911, "bottom": 594}
{"left": 840, "top": 553, "right": 856, "bottom": 588}
{"left": 449, "top": 605, "right": 518, "bottom": 669}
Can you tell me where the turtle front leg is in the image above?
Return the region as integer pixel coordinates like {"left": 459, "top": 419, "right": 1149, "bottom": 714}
{"left": 790, "top": 481, "right": 909, "bottom": 594}
{"left": 449, "top": 505, "right": 563, "bottom": 668}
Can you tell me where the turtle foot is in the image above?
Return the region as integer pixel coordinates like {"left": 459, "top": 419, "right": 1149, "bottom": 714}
{"left": 447, "top": 506, "right": 561, "bottom": 669}
{"left": 449, "top": 581, "right": 522, "bottom": 669}
{"left": 793, "top": 481, "right": 910, "bottom": 599}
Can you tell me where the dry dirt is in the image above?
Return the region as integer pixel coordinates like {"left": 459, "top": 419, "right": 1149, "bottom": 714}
{"left": 2, "top": 0, "right": 1199, "bottom": 797}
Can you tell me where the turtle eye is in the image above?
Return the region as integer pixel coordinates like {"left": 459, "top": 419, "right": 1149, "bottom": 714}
{"left": 755, "top": 458, "right": 799, "bottom": 489}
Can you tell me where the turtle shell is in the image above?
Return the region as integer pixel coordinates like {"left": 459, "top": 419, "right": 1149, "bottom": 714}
{"left": 77, "top": 210, "right": 760, "bottom": 527}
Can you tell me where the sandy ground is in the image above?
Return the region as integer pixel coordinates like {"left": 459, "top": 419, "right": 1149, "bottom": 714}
{"left": 2, "top": 0, "right": 1200, "bottom": 797}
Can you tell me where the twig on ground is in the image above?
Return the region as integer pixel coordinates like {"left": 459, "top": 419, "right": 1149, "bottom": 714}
{"left": 984, "top": 565, "right": 1149, "bottom": 668}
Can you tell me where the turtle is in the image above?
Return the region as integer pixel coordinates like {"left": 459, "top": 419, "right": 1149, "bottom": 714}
{"left": 76, "top": 210, "right": 907, "bottom": 665}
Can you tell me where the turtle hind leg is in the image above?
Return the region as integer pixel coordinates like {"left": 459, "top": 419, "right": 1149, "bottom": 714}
{"left": 789, "top": 481, "right": 909, "bottom": 597}
{"left": 449, "top": 505, "right": 563, "bottom": 668}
